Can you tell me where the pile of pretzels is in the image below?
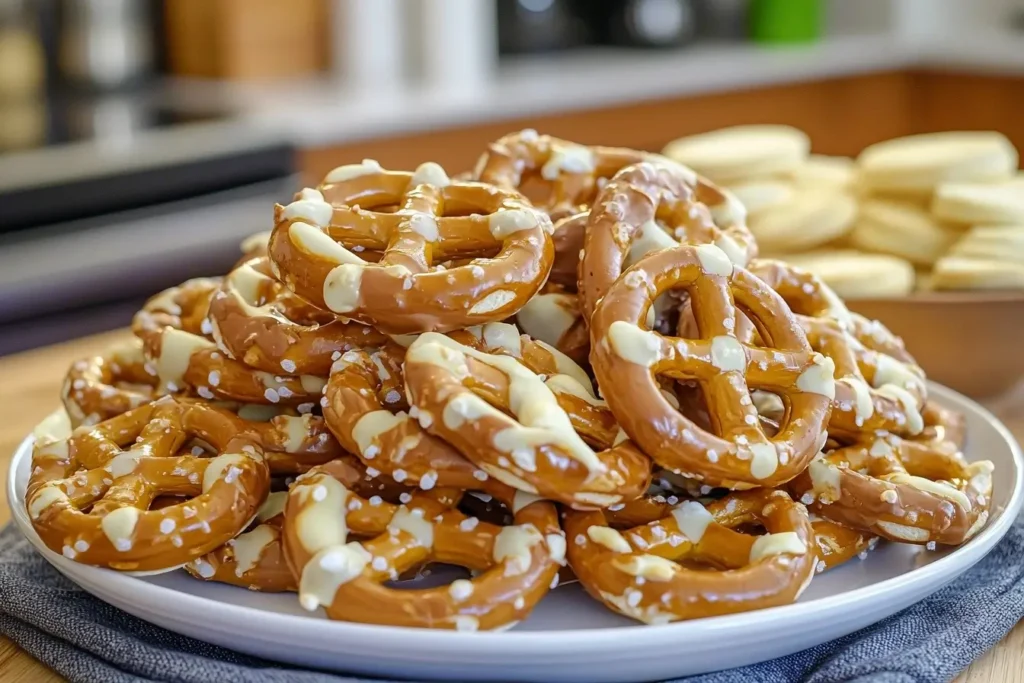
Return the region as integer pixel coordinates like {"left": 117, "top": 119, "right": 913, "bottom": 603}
{"left": 26, "top": 130, "right": 996, "bottom": 630}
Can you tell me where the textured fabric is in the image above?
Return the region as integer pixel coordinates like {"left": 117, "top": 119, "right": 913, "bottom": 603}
{"left": 0, "top": 519, "right": 1021, "bottom": 683}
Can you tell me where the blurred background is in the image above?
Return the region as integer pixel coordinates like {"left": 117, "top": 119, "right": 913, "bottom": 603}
{"left": 1, "top": 0, "right": 1023, "bottom": 355}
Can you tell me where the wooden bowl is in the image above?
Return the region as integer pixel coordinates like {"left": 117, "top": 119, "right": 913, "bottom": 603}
{"left": 849, "top": 291, "right": 1024, "bottom": 398}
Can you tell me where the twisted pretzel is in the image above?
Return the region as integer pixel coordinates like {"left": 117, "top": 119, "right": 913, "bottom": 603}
{"left": 472, "top": 130, "right": 647, "bottom": 219}
{"left": 186, "top": 491, "right": 294, "bottom": 592}
{"left": 133, "top": 277, "right": 328, "bottom": 405}
{"left": 747, "top": 260, "right": 926, "bottom": 438}
{"left": 600, "top": 488, "right": 876, "bottom": 574}
{"left": 267, "top": 160, "right": 554, "bottom": 333}
{"left": 564, "top": 489, "right": 814, "bottom": 624}
{"left": 282, "top": 458, "right": 564, "bottom": 630}
{"left": 139, "top": 327, "right": 327, "bottom": 406}
{"left": 133, "top": 277, "right": 221, "bottom": 343}
{"left": 590, "top": 244, "right": 834, "bottom": 489}
{"left": 326, "top": 323, "right": 621, "bottom": 494}
{"left": 323, "top": 341, "right": 505, "bottom": 494}
{"left": 63, "top": 338, "right": 155, "bottom": 426}
{"left": 208, "top": 256, "right": 387, "bottom": 375}
{"left": 185, "top": 401, "right": 342, "bottom": 475}
{"left": 580, "top": 161, "right": 756, "bottom": 324}
{"left": 791, "top": 432, "right": 993, "bottom": 546}
{"left": 188, "top": 456, "right": 416, "bottom": 592}
{"left": 403, "top": 331, "right": 651, "bottom": 508}
{"left": 27, "top": 398, "right": 270, "bottom": 572}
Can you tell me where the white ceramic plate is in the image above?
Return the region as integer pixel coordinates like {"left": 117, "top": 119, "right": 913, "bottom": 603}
{"left": 8, "top": 383, "right": 1023, "bottom": 683}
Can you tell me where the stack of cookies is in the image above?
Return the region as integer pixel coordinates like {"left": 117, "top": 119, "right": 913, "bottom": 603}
{"left": 663, "top": 127, "right": 1023, "bottom": 297}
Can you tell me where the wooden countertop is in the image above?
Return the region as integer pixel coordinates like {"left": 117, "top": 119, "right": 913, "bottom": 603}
{"left": 0, "top": 331, "right": 1021, "bottom": 683}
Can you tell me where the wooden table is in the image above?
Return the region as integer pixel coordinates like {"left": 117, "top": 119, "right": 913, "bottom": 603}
{"left": 0, "top": 332, "right": 1021, "bottom": 683}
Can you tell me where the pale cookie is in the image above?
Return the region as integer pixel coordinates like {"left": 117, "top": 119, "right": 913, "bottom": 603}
{"left": 857, "top": 131, "right": 1018, "bottom": 197}
{"left": 782, "top": 250, "right": 915, "bottom": 299}
{"left": 932, "top": 256, "right": 1024, "bottom": 291}
{"left": 748, "top": 190, "right": 857, "bottom": 253}
{"left": 726, "top": 180, "right": 794, "bottom": 218}
{"left": 849, "top": 199, "right": 959, "bottom": 266}
{"left": 947, "top": 225, "right": 1024, "bottom": 265}
{"left": 791, "top": 155, "right": 857, "bottom": 191}
{"left": 931, "top": 180, "right": 1024, "bottom": 225}
{"left": 914, "top": 270, "right": 934, "bottom": 293}
{"left": 661, "top": 125, "right": 810, "bottom": 184}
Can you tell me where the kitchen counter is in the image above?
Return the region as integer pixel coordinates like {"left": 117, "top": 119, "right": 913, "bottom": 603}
{"left": 0, "top": 330, "right": 1022, "bottom": 682}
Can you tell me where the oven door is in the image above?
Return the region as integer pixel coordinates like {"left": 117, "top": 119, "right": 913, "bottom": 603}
{"left": 0, "top": 174, "right": 299, "bottom": 355}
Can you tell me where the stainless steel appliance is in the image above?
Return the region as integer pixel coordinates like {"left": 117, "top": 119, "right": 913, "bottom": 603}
{"left": 0, "top": 114, "right": 295, "bottom": 355}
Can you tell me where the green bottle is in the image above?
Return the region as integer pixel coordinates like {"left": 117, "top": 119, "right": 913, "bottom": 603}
{"left": 748, "top": 0, "right": 822, "bottom": 43}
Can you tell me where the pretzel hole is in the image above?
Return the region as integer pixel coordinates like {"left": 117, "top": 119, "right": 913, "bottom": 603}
{"left": 458, "top": 491, "right": 514, "bottom": 527}
{"left": 385, "top": 563, "right": 473, "bottom": 590}
{"left": 151, "top": 495, "right": 187, "bottom": 510}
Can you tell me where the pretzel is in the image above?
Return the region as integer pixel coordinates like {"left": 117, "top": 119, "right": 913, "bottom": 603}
{"left": 132, "top": 277, "right": 327, "bottom": 405}
{"left": 471, "top": 131, "right": 647, "bottom": 219}
{"left": 580, "top": 161, "right": 755, "bottom": 324}
{"left": 267, "top": 160, "right": 554, "bottom": 333}
{"left": 747, "top": 260, "right": 927, "bottom": 439}
{"left": 323, "top": 341, "right": 506, "bottom": 494}
{"left": 186, "top": 491, "right": 295, "bottom": 592}
{"left": 590, "top": 244, "right": 833, "bottom": 489}
{"left": 208, "top": 256, "right": 387, "bottom": 375}
{"left": 181, "top": 400, "right": 342, "bottom": 475}
{"left": 63, "top": 338, "right": 156, "bottom": 426}
{"left": 811, "top": 518, "right": 877, "bottom": 571}
{"left": 26, "top": 398, "right": 270, "bottom": 572}
{"left": 446, "top": 323, "right": 618, "bottom": 448}
{"left": 918, "top": 402, "right": 966, "bottom": 450}
{"left": 403, "top": 331, "right": 652, "bottom": 508}
{"left": 132, "top": 277, "right": 221, "bottom": 343}
{"left": 790, "top": 432, "right": 993, "bottom": 546}
{"left": 600, "top": 487, "right": 876, "bottom": 574}
{"left": 563, "top": 489, "right": 814, "bottom": 623}
{"left": 325, "top": 323, "right": 620, "bottom": 493}
{"left": 282, "top": 458, "right": 564, "bottom": 630}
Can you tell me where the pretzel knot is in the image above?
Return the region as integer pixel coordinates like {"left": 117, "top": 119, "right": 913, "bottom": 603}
{"left": 186, "top": 491, "right": 295, "bottom": 592}
{"left": 402, "top": 330, "right": 652, "bottom": 508}
{"left": 63, "top": 338, "right": 156, "bottom": 427}
{"left": 207, "top": 256, "right": 387, "bottom": 376}
{"left": 27, "top": 398, "right": 271, "bottom": 572}
{"left": 748, "top": 260, "right": 927, "bottom": 439}
{"left": 472, "top": 130, "right": 648, "bottom": 219}
{"left": 323, "top": 341, "right": 504, "bottom": 494}
{"left": 590, "top": 244, "right": 834, "bottom": 489}
{"left": 133, "top": 277, "right": 222, "bottom": 343}
{"left": 580, "top": 160, "right": 755, "bottom": 324}
{"left": 792, "top": 431, "right": 994, "bottom": 547}
{"left": 282, "top": 458, "right": 564, "bottom": 630}
{"left": 563, "top": 490, "right": 814, "bottom": 624}
{"left": 133, "top": 281, "right": 328, "bottom": 406}
{"left": 267, "top": 160, "right": 554, "bottom": 334}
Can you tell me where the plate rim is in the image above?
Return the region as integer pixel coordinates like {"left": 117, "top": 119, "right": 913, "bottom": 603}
{"left": 7, "top": 382, "right": 1023, "bottom": 651}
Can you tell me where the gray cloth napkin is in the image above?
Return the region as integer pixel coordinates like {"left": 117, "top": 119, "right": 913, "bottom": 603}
{"left": 0, "top": 520, "right": 1022, "bottom": 683}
